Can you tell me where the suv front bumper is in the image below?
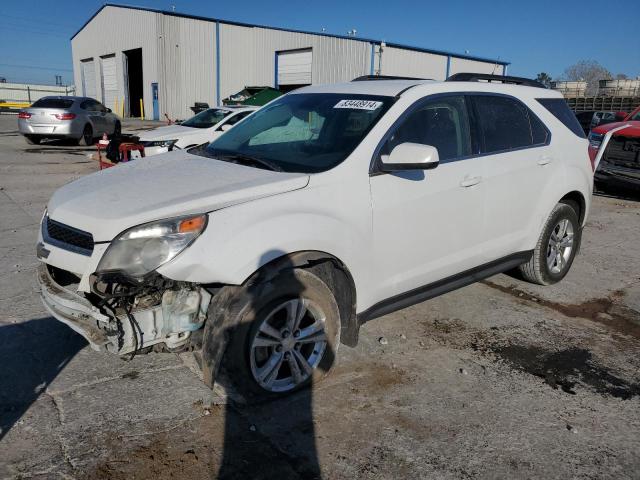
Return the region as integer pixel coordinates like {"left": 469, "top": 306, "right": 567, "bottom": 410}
{"left": 37, "top": 263, "right": 111, "bottom": 350}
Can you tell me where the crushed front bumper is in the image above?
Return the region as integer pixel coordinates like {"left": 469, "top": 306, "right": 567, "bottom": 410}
{"left": 37, "top": 263, "right": 211, "bottom": 354}
{"left": 37, "top": 263, "right": 111, "bottom": 350}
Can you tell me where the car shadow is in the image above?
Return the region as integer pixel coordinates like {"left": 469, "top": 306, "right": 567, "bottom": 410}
{"left": 214, "top": 251, "right": 333, "bottom": 479}
{"left": 0, "top": 317, "right": 85, "bottom": 442}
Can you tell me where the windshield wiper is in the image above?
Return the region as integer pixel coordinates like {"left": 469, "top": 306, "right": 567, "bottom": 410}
{"left": 212, "top": 151, "right": 283, "bottom": 172}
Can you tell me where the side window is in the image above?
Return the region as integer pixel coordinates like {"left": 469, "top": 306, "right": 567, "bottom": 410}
{"left": 381, "top": 95, "right": 471, "bottom": 162}
{"left": 473, "top": 95, "right": 548, "bottom": 153}
{"left": 80, "top": 100, "right": 90, "bottom": 110}
{"left": 95, "top": 101, "right": 107, "bottom": 113}
{"left": 536, "top": 98, "right": 586, "bottom": 138}
{"left": 223, "top": 111, "right": 251, "bottom": 127}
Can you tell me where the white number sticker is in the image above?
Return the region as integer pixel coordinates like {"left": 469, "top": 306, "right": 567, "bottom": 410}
{"left": 334, "top": 99, "right": 383, "bottom": 110}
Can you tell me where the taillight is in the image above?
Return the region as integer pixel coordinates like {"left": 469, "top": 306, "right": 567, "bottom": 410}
{"left": 18, "top": 112, "right": 31, "bottom": 119}
{"left": 54, "top": 113, "right": 76, "bottom": 120}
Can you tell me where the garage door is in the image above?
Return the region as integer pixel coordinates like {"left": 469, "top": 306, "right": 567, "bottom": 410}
{"left": 81, "top": 59, "right": 97, "bottom": 99}
{"left": 277, "top": 49, "right": 312, "bottom": 86}
{"left": 101, "top": 55, "right": 118, "bottom": 111}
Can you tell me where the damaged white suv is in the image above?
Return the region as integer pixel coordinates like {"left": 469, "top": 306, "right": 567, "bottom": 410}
{"left": 37, "top": 74, "right": 593, "bottom": 399}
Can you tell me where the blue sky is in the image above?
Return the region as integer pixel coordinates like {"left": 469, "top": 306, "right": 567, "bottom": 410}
{"left": 1, "top": 0, "right": 638, "bottom": 85}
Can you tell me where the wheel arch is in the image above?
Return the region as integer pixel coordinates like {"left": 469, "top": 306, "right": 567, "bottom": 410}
{"left": 244, "top": 250, "right": 359, "bottom": 347}
{"left": 559, "top": 190, "right": 587, "bottom": 225}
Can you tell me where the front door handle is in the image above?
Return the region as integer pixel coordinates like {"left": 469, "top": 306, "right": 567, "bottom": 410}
{"left": 460, "top": 176, "right": 482, "bottom": 187}
{"left": 538, "top": 155, "right": 552, "bottom": 166}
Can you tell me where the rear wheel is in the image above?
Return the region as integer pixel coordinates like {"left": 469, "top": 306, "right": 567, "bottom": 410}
{"left": 25, "top": 135, "right": 41, "bottom": 145}
{"left": 220, "top": 269, "right": 340, "bottom": 402}
{"left": 519, "top": 201, "right": 581, "bottom": 285}
{"left": 79, "top": 124, "right": 94, "bottom": 146}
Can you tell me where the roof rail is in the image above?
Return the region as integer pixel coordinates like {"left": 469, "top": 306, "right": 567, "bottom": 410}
{"left": 446, "top": 72, "right": 547, "bottom": 89}
{"left": 352, "top": 75, "right": 430, "bottom": 82}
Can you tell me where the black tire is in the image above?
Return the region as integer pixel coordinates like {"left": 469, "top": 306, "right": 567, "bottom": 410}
{"left": 519, "top": 201, "right": 581, "bottom": 285}
{"left": 113, "top": 121, "right": 121, "bottom": 138}
{"left": 218, "top": 268, "right": 341, "bottom": 402}
{"left": 25, "top": 135, "right": 41, "bottom": 145}
{"left": 79, "top": 124, "right": 93, "bottom": 146}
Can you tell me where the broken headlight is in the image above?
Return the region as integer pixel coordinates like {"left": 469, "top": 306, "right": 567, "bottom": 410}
{"left": 97, "top": 214, "right": 208, "bottom": 278}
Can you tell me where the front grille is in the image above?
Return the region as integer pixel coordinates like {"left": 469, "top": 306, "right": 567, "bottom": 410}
{"left": 44, "top": 217, "right": 94, "bottom": 255}
{"left": 604, "top": 137, "right": 640, "bottom": 169}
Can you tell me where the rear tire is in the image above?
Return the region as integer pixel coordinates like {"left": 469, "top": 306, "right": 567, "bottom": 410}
{"left": 112, "top": 121, "right": 121, "bottom": 138}
{"left": 79, "top": 124, "right": 93, "bottom": 146}
{"left": 25, "top": 135, "right": 41, "bottom": 145}
{"left": 519, "top": 201, "right": 581, "bottom": 285}
{"left": 218, "top": 268, "right": 341, "bottom": 403}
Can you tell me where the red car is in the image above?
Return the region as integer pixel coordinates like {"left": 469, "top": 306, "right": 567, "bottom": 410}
{"left": 589, "top": 105, "right": 640, "bottom": 190}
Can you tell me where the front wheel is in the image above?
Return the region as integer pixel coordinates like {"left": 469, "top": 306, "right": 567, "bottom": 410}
{"left": 220, "top": 268, "right": 341, "bottom": 402}
{"left": 519, "top": 201, "right": 581, "bottom": 285}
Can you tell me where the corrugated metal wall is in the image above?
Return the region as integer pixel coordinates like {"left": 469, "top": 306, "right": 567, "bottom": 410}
{"left": 378, "top": 46, "right": 449, "bottom": 80}
{"left": 158, "top": 15, "right": 216, "bottom": 119}
{"left": 449, "top": 57, "right": 505, "bottom": 76}
{"left": 71, "top": 6, "right": 159, "bottom": 118}
{"left": 72, "top": 6, "right": 507, "bottom": 119}
{"left": 218, "top": 25, "right": 371, "bottom": 100}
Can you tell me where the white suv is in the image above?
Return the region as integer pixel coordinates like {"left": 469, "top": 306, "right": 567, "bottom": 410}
{"left": 37, "top": 74, "right": 593, "bottom": 399}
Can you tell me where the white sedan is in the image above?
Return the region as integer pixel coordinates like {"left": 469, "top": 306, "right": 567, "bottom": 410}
{"left": 138, "top": 105, "right": 258, "bottom": 156}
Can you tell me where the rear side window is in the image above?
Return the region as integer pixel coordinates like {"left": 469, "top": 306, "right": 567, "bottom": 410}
{"left": 381, "top": 95, "right": 472, "bottom": 162}
{"left": 537, "top": 98, "right": 586, "bottom": 138}
{"left": 31, "top": 98, "right": 74, "bottom": 109}
{"left": 472, "top": 95, "right": 549, "bottom": 153}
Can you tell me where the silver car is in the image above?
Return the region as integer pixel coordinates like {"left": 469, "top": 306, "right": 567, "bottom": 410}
{"left": 18, "top": 96, "right": 120, "bottom": 145}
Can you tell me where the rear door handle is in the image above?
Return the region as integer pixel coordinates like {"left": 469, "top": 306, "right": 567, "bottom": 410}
{"left": 460, "top": 176, "right": 482, "bottom": 187}
{"left": 538, "top": 155, "right": 552, "bottom": 166}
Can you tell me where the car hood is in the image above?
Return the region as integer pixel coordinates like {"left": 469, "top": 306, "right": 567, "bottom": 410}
{"left": 47, "top": 150, "right": 309, "bottom": 242}
{"left": 592, "top": 120, "right": 640, "bottom": 136}
{"left": 138, "top": 124, "right": 201, "bottom": 141}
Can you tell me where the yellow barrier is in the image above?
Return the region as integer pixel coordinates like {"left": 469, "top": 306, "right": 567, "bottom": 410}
{"left": 0, "top": 101, "right": 31, "bottom": 109}
{"left": 139, "top": 99, "right": 144, "bottom": 120}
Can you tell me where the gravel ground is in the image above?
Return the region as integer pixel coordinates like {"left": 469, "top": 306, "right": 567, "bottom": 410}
{"left": 0, "top": 114, "right": 639, "bottom": 479}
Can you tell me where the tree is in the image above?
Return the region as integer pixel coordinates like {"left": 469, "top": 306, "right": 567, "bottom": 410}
{"left": 562, "top": 60, "right": 612, "bottom": 95}
{"left": 535, "top": 72, "right": 553, "bottom": 87}
{"left": 615, "top": 73, "right": 629, "bottom": 80}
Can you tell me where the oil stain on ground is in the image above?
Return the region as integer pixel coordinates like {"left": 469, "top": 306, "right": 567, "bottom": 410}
{"left": 491, "top": 344, "right": 640, "bottom": 399}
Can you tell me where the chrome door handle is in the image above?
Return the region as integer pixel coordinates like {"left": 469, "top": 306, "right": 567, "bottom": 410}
{"left": 460, "top": 176, "right": 482, "bottom": 187}
{"left": 538, "top": 156, "right": 552, "bottom": 166}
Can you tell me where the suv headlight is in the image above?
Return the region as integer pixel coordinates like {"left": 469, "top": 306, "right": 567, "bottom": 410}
{"left": 142, "top": 139, "right": 179, "bottom": 149}
{"left": 588, "top": 132, "right": 604, "bottom": 148}
{"left": 97, "top": 214, "right": 207, "bottom": 278}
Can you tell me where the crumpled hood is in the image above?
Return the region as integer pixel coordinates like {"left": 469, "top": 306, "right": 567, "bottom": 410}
{"left": 138, "top": 124, "right": 200, "bottom": 141}
{"left": 592, "top": 120, "right": 640, "bottom": 136}
{"left": 47, "top": 150, "right": 309, "bottom": 241}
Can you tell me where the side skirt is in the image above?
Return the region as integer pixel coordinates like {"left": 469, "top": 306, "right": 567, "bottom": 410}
{"left": 357, "top": 250, "right": 532, "bottom": 324}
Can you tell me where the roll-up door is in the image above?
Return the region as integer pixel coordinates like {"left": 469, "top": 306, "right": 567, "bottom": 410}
{"left": 277, "top": 49, "right": 312, "bottom": 86}
{"left": 81, "top": 59, "right": 97, "bottom": 99}
{"left": 101, "top": 55, "right": 118, "bottom": 111}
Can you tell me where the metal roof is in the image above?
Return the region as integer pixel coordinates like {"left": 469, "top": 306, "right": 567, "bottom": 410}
{"left": 71, "top": 3, "right": 510, "bottom": 66}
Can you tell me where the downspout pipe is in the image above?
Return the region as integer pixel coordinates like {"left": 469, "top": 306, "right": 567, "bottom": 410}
{"left": 215, "top": 21, "right": 221, "bottom": 106}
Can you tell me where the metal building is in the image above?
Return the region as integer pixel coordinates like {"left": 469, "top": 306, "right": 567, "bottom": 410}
{"left": 71, "top": 4, "right": 510, "bottom": 120}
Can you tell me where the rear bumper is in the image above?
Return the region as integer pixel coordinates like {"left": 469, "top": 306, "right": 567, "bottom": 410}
{"left": 18, "top": 119, "right": 82, "bottom": 138}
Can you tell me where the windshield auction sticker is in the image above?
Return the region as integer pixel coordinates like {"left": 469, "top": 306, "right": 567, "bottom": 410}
{"left": 334, "top": 99, "right": 383, "bottom": 110}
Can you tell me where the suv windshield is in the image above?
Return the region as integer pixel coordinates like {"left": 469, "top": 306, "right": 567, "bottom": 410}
{"left": 203, "top": 93, "right": 394, "bottom": 173}
{"left": 31, "top": 98, "right": 74, "bottom": 109}
{"left": 182, "top": 108, "right": 231, "bottom": 128}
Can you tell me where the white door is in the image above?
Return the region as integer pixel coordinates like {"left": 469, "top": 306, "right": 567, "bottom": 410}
{"left": 369, "top": 95, "right": 485, "bottom": 301}
{"left": 101, "top": 55, "right": 118, "bottom": 112}
{"left": 470, "top": 94, "right": 554, "bottom": 261}
{"left": 277, "top": 49, "right": 312, "bottom": 86}
{"left": 81, "top": 59, "right": 97, "bottom": 99}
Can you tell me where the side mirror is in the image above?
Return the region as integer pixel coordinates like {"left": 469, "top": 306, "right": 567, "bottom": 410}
{"left": 381, "top": 142, "right": 440, "bottom": 171}
{"left": 106, "top": 108, "right": 112, "bottom": 113}
{"left": 219, "top": 123, "right": 233, "bottom": 132}
{"left": 615, "top": 111, "right": 627, "bottom": 121}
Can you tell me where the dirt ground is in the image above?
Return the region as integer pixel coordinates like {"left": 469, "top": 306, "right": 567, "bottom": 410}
{"left": 0, "top": 114, "right": 639, "bottom": 479}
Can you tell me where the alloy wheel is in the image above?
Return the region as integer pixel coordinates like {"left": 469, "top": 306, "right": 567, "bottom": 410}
{"left": 249, "top": 298, "right": 328, "bottom": 393}
{"left": 546, "top": 218, "right": 574, "bottom": 274}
